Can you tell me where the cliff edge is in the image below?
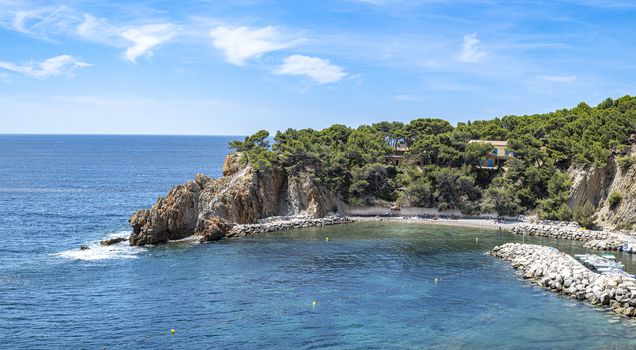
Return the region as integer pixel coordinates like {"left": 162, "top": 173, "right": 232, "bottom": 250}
{"left": 129, "top": 153, "right": 340, "bottom": 246}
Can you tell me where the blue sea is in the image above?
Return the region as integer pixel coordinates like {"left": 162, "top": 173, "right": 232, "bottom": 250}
{"left": 2, "top": 135, "right": 636, "bottom": 349}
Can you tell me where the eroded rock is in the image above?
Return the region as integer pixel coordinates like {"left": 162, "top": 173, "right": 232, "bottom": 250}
{"left": 129, "top": 152, "right": 343, "bottom": 246}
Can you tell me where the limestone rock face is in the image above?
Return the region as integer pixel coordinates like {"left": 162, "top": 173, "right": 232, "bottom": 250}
{"left": 596, "top": 156, "right": 636, "bottom": 227}
{"left": 568, "top": 147, "right": 636, "bottom": 229}
{"left": 129, "top": 180, "right": 203, "bottom": 246}
{"left": 196, "top": 215, "right": 233, "bottom": 242}
{"left": 568, "top": 163, "right": 614, "bottom": 209}
{"left": 129, "top": 152, "right": 340, "bottom": 246}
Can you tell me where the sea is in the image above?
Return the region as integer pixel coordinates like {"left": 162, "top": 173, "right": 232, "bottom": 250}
{"left": 2, "top": 135, "right": 636, "bottom": 349}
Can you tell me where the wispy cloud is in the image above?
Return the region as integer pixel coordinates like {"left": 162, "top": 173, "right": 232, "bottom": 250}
{"left": 76, "top": 14, "right": 117, "bottom": 44}
{"left": 13, "top": 5, "right": 65, "bottom": 34}
{"left": 76, "top": 15, "right": 176, "bottom": 63}
{"left": 0, "top": 55, "right": 91, "bottom": 79}
{"left": 121, "top": 24, "right": 175, "bottom": 63}
{"left": 539, "top": 75, "right": 576, "bottom": 82}
{"left": 459, "top": 33, "right": 486, "bottom": 63}
{"left": 210, "top": 26, "right": 297, "bottom": 66}
{"left": 276, "top": 55, "right": 347, "bottom": 84}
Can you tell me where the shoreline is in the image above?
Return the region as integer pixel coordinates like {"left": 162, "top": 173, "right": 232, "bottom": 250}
{"left": 348, "top": 215, "right": 515, "bottom": 231}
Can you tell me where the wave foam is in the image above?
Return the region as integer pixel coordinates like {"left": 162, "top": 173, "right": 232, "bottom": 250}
{"left": 56, "top": 231, "right": 145, "bottom": 261}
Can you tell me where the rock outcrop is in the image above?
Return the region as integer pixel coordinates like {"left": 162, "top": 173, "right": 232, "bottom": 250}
{"left": 568, "top": 147, "right": 636, "bottom": 230}
{"left": 596, "top": 156, "right": 636, "bottom": 228}
{"left": 129, "top": 153, "right": 342, "bottom": 246}
{"left": 491, "top": 243, "right": 636, "bottom": 317}
{"left": 568, "top": 163, "right": 614, "bottom": 208}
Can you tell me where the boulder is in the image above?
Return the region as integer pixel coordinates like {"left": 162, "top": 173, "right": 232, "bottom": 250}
{"left": 196, "top": 216, "right": 233, "bottom": 242}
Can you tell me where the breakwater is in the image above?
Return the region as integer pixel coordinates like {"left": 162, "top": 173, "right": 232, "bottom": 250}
{"left": 491, "top": 243, "right": 636, "bottom": 317}
{"left": 227, "top": 215, "right": 352, "bottom": 237}
{"left": 510, "top": 221, "right": 609, "bottom": 241}
{"left": 584, "top": 238, "right": 624, "bottom": 251}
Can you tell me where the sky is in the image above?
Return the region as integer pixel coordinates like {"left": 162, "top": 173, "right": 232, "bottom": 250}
{"left": 1, "top": 0, "right": 636, "bottom": 135}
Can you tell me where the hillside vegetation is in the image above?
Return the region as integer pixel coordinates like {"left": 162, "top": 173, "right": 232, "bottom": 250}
{"left": 229, "top": 96, "right": 636, "bottom": 222}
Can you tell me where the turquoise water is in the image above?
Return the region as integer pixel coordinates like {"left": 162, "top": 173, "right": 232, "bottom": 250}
{"left": 1, "top": 135, "right": 636, "bottom": 349}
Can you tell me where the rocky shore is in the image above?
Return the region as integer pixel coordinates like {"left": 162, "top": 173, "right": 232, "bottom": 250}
{"left": 491, "top": 243, "right": 636, "bottom": 317}
{"left": 510, "top": 221, "right": 610, "bottom": 241}
{"left": 226, "top": 215, "right": 352, "bottom": 238}
{"left": 128, "top": 152, "right": 343, "bottom": 246}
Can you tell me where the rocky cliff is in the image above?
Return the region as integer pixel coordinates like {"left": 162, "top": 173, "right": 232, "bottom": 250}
{"left": 596, "top": 158, "right": 636, "bottom": 228}
{"left": 129, "top": 153, "right": 341, "bottom": 246}
{"left": 568, "top": 147, "right": 636, "bottom": 229}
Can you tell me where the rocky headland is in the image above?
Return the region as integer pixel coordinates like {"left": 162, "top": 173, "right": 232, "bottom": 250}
{"left": 491, "top": 243, "right": 636, "bottom": 317}
{"left": 128, "top": 152, "right": 346, "bottom": 246}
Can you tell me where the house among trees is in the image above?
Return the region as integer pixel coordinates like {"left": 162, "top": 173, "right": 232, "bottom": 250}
{"left": 385, "top": 145, "right": 409, "bottom": 166}
{"left": 468, "top": 140, "right": 513, "bottom": 169}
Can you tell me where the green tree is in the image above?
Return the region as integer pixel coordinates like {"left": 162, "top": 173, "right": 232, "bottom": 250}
{"left": 573, "top": 202, "right": 597, "bottom": 229}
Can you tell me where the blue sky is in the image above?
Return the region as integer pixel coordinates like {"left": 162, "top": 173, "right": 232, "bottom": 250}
{"left": 1, "top": 0, "right": 635, "bottom": 135}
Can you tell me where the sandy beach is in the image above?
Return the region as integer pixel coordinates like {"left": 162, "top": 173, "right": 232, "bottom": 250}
{"left": 348, "top": 216, "right": 517, "bottom": 231}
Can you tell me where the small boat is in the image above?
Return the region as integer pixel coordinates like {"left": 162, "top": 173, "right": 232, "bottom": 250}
{"left": 574, "top": 254, "right": 625, "bottom": 273}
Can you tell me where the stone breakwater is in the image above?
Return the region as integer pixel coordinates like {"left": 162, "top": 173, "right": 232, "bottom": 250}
{"left": 226, "top": 216, "right": 352, "bottom": 238}
{"left": 510, "top": 221, "right": 610, "bottom": 241}
{"left": 584, "top": 238, "right": 624, "bottom": 251}
{"left": 491, "top": 243, "right": 636, "bottom": 317}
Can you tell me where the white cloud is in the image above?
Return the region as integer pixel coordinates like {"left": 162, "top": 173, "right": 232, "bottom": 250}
{"left": 121, "top": 24, "right": 176, "bottom": 63}
{"left": 459, "top": 33, "right": 486, "bottom": 63}
{"left": 12, "top": 6, "right": 66, "bottom": 34}
{"left": 539, "top": 75, "right": 576, "bottom": 83}
{"left": 0, "top": 55, "right": 91, "bottom": 79}
{"left": 210, "top": 26, "right": 295, "bottom": 66}
{"left": 276, "top": 55, "right": 347, "bottom": 84}
{"left": 76, "top": 15, "right": 176, "bottom": 63}
{"left": 77, "top": 14, "right": 117, "bottom": 44}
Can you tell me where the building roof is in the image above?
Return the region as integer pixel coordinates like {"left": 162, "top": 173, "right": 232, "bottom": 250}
{"left": 468, "top": 140, "right": 508, "bottom": 146}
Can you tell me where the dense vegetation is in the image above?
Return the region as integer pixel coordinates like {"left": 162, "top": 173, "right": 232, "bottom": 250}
{"left": 229, "top": 96, "right": 636, "bottom": 220}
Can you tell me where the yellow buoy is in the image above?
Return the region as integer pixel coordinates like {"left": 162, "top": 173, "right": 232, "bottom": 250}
{"left": 312, "top": 301, "right": 318, "bottom": 307}
{"left": 171, "top": 329, "right": 176, "bottom": 335}
{"left": 325, "top": 237, "right": 329, "bottom": 242}
{"left": 476, "top": 237, "right": 479, "bottom": 242}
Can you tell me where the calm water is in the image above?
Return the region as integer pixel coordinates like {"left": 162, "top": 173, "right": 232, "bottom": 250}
{"left": 2, "top": 135, "right": 636, "bottom": 349}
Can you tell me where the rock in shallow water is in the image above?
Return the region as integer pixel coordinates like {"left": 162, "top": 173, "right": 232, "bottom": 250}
{"left": 99, "top": 237, "right": 127, "bottom": 246}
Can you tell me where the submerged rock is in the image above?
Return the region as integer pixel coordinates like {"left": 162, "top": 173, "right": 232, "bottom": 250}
{"left": 129, "top": 152, "right": 343, "bottom": 246}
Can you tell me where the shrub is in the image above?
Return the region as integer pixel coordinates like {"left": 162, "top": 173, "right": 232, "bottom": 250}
{"left": 573, "top": 202, "right": 597, "bottom": 229}
{"left": 617, "top": 155, "right": 635, "bottom": 171}
{"left": 402, "top": 180, "right": 433, "bottom": 207}
{"left": 556, "top": 204, "right": 573, "bottom": 222}
{"left": 608, "top": 191, "right": 622, "bottom": 210}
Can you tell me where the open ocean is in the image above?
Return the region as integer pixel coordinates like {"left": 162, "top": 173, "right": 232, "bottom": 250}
{"left": 2, "top": 135, "right": 636, "bottom": 349}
